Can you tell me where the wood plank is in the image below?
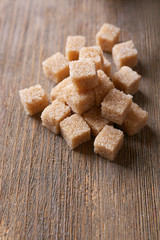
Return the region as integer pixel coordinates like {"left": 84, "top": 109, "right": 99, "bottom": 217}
{"left": 0, "top": 0, "right": 159, "bottom": 239}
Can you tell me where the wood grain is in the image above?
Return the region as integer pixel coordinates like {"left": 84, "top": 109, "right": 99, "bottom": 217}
{"left": 0, "top": 0, "right": 160, "bottom": 239}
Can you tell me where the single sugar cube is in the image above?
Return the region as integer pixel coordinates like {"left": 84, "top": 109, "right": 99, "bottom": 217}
{"left": 112, "top": 40, "right": 138, "bottom": 69}
{"left": 94, "top": 70, "right": 114, "bottom": 106}
{"left": 113, "top": 66, "right": 141, "bottom": 95}
{"left": 65, "top": 35, "right": 86, "bottom": 61}
{"left": 41, "top": 99, "right": 71, "bottom": 134}
{"left": 94, "top": 125, "right": 124, "bottom": 161}
{"left": 42, "top": 52, "right": 69, "bottom": 83}
{"left": 50, "top": 77, "right": 72, "bottom": 103}
{"left": 60, "top": 114, "right": 91, "bottom": 149}
{"left": 79, "top": 46, "right": 104, "bottom": 70}
{"left": 63, "top": 83, "right": 95, "bottom": 114}
{"left": 83, "top": 106, "right": 111, "bottom": 136}
{"left": 19, "top": 84, "right": 49, "bottom": 116}
{"left": 102, "top": 56, "right": 111, "bottom": 78}
{"left": 96, "top": 23, "right": 120, "bottom": 52}
{"left": 101, "top": 88, "right": 132, "bottom": 125}
{"left": 69, "top": 59, "right": 98, "bottom": 91}
{"left": 121, "top": 102, "right": 148, "bottom": 135}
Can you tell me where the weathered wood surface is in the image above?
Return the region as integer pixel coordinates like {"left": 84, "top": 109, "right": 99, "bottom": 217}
{"left": 0, "top": 0, "right": 160, "bottom": 239}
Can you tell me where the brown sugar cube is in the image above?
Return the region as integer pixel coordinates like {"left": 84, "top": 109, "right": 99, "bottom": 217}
{"left": 79, "top": 46, "right": 104, "bottom": 70}
{"left": 63, "top": 83, "right": 95, "bottom": 114}
{"left": 101, "top": 88, "right": 132, "bottom": 125}
{"left": 83, "top": 106, "right": 111, "bottom": 136}
{"left": 94, "top": 70, "right": 114, "bottom": 106}
{"left": 121, "top": 102, "right": 148, "bottom": 135}
{"left": 19, "top": 84, "right": 49, "bottom": 116}
{"left": 60, "top": 114, "right": 91, "bottom": 149}
{"left": 50, "top": 77, "right": 72, "bottom": 103}
{"left": 94, "top": 125, "right": 124, "bottom": 161}
{"left": 69, "top": 59, "right": 98, "bottom": 91}
{"left": 96, "top": 23, "right": 120, "bottom": 52}
{"left": 102, "top": 56, "right": 111, "bottom": 78}
{"left": 42, "top": 52, "right": 69, "bottom": 83}
{"left": 113, "top": 66, "right": 141, "bottom": 95}
{"left": 65, "top": 35, "right": 86, "bottom": 61}
{"left": 112, "top": 40, "right": 138, "bottom": 69}
{"left": 41, "top": 99, "right": 71, "bottom": 134}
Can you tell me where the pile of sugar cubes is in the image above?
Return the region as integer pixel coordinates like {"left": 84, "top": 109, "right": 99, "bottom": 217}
{"left": 19, "top": 23, "right": 148, "bottom": 161}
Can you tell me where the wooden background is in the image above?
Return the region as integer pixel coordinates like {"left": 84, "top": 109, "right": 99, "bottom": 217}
{"left": 0, "top": 0, "right": 160, "bottom": 239}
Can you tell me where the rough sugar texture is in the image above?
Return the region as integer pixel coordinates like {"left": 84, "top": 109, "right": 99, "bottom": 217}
{"left": 83, "top": 107, "right": 111, "bottom": 136}
{"left": 101, "top": 88, "right": 132, "bottom": 125}
{"left": 94, "top": 125, "right": 124, "bottom": 161}
{"left": 60, "top": 114, "right": 91, "bottom": 149}
{"left": 63, "top": 83, "right": 95, "bottom": 114}
{"left": 79, "top": 46, "right": 104, "bottom": 70}
{"left": 96, "top": 23, "right": 120, "bottom": 52}
{"left": 42, "top": 52, "right": 69, "bottom": 83}
{"left": 94, "top": 70, "right": 114, "bottom": 106}
{"left": 103, "top": 56, "right": 111, "bottom": 78}
{"left": 19, "top": 84, "right": 49, "bottom": 116}
{"left": 112, "top": 40, "right": 138, "bottom": 69}
{"left": 69, "top": 59, "right": 98, "bottom": 91}
{"left": 113, "top": 66, "right": 141, "bottom": 95}
{"left": 50, "top": 77, "right": 72, "bottom": 103}
{"left": 65, "top": 36, "right": 86, "bottom": 61}
{"left": 41, "top": 99, "right": 71, "bottom": 134}
{"left": 121, "top": 102, "right": 148, "bottom": 135}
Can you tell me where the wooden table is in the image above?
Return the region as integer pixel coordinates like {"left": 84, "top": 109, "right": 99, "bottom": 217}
{"left": 0, "top": 0, "right": 159, "bottom": 239}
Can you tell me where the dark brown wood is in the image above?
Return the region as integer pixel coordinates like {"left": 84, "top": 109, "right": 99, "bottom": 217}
{"left": 0, "top": 0, "right": 160, "bottom": 239}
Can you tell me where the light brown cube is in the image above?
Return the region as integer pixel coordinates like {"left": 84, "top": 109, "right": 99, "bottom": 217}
{"left": 50, "top": 77, "right": 72, "bottom": 103}
{"left": 60, "top": 114, "right": 91, "bottom": 149}
{"left": 96, "top": 23, "right": 120, "bottom": 52}
{"left": 42, "top": 52, "right": 69, "bottom": 83}
{"left": 83, "top": 107, "right": 111, "bottom": 136}
{"left": 65, "top": 35, "right": 86, "bottom": 61}
{"left": 19, "top": 84, "right": 49, "bottom": 116}
{"left": 41, "top": 99, "right": 71, "bottom": 134}
{"left": 101, "top": 88, "right": 132, "bottom": 125}
{"left": 94, "top": 125, "right": 124, "bottom": 161}
{"left": 63, "top": 83, "right": 95, "bottom": 114}
{"left": 69, "top": 59, "right": 98, "bottom": 91}
{"left": 94, "top": 70, "right": 114, "bottom": 106}
{"left": 103, "top": 56, "right": 111, "bottom": 78}
{"left": 79, "top": 46, "right": 104, "bottom": 70}
{"left": 121, "top": 102, "right": 148, "bottom": 135}
{"left": 112, "top": 40, "right": 138, "bottom": 69}
{"left": 113, "top": 66, "right": 141, "bottom": 95}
